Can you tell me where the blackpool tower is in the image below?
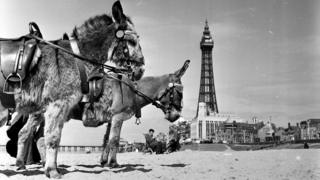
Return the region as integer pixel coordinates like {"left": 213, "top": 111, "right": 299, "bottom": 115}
{"left": 197, "top": 20, "right": 218, "bottom": 115}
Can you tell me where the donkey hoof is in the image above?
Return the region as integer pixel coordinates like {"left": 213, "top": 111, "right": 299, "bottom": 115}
{"left": 41, "top": 161, "right": 46, "bottom": 167}
{"left": 100, "top": 155, "right": 108, "bottom": 167}
{"left": 16, "top": 160, "right": 26, "bottom": 170}
{"left": 100, "top": 160, "right": 107, "bottom": 167}
{"left": 45, "top": 168, "right": 62, "bottom": 179}
{"left": 17, "top": 165, "right": 26, "bottom": 171}
{"left": 108, "top": 161, "right": 119, "bottom": 168}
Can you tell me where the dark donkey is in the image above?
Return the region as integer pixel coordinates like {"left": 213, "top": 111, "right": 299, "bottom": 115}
{"left": 79, "top": 60, "right": 190, "bottom": 167}
{"left": 0, "top": 1, "right": 144, "bottom": 178}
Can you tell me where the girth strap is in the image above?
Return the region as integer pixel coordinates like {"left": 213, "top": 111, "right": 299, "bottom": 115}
{"left": 77, "top": 61, "right": 89, "bottom": 94}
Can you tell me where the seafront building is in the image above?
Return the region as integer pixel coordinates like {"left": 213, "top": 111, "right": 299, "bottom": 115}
{"left": 300, "top": 119, "right": 320, "bottom": 140}
{"left": 191, "top": 102, "right": 246, "bottom": 142}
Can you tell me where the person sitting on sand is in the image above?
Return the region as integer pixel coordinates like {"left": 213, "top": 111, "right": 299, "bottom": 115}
{"left": 144, "top": 129, "right": 164, "bottom": 154}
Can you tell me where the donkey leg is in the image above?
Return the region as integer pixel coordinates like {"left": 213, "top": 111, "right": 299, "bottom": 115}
{"left": 43, "top": 100, "right": 71, "bottom": 179}
{"left": 0, "top": 108, "right": 9, "bottom": 127}
{"left": 0, "top": 99, "right": 9, "bottom": 127}
{"left": 37, "top": 137, "right": 46, "bottom": 166}
{"left": 16, "top": 113, "right": 42, "bottom": 170}
{"left": 104, "top": 113, "right": 125, "bottom": 168}
{"left": 100, "top": 123, "right": 111, "bottom": 166}
{"left": 36, "top": 121, "right": 46, "bottom": 165}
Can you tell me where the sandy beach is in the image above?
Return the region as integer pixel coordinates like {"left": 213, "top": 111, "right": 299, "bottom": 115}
{"left": 0, "top": 147, "right": 319, "bottom": 180}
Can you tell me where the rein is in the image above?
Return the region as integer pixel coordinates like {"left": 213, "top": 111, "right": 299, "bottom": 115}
{"left": 28, "top": 34, "right": 130, "bottom": 74}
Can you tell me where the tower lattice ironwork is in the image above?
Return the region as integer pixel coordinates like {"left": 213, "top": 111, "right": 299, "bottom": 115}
{"left": 197, "top": 20, "right": 218, "bottom": 115}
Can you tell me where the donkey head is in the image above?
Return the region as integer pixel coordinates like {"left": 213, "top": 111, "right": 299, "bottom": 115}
{"left": 110, "top": 1, "right": 145, "bottom": 80}
{"left": 72, "top": 1, "right": 144, "bottom": 80}
{"left": 158, "top": 60, "right": 190, "bottom": 122}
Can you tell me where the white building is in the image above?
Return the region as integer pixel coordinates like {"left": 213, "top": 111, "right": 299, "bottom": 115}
{"left": 191, "top": 102, "right": 245, "bottom": 141}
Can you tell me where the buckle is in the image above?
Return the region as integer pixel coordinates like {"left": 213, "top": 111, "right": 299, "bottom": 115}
{"left": 115, "top": 29, "right": 125, "bottom": 39}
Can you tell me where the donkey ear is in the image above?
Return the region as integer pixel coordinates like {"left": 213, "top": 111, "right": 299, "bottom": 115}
{"left": 112, "top": 0, "right": 125, "bottom": 24}
{"left": 174, "top": 60, "right": 191, "bottom": 78}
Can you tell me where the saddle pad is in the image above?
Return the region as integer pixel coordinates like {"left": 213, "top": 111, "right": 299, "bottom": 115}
{"left": 0, "top": 38, "right": 37, "bottom": 82}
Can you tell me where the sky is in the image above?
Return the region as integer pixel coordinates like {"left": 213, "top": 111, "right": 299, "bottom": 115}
{"left": 0, "top": 0, "right": 319, "bottom": 145}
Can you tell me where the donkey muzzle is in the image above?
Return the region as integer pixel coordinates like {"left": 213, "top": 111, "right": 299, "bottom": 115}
{"left": 165, "top": 109, "right": 181, "bottom": 122}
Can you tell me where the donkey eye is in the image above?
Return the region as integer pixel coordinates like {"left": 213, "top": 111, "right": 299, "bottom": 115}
{"left": 128, "top": 39, "right": 137, "bottom": 46}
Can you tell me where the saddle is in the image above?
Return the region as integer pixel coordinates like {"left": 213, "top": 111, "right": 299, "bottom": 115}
{"left": 0, "top": 22, "right": 42, "bottom": 94}
{"left": 80, "top": 69, "right": 105, "bottom": 127}
{"left": 81, "top": 69, "right": 105, "bottom": 103}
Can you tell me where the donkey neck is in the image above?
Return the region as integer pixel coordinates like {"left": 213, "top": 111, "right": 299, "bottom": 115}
{"left": 135, "top": 74, "right": 170, "bottom": 108}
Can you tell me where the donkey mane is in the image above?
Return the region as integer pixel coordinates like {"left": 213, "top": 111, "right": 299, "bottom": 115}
{"left": 72, "top": 14, "right": 114, "bottom": 40}
{"left": 72, "top": 14, "right": 133, "bottom": 41}
{"left": 69, "top": 14, "right": 135, "bottom": 63}
{"left": 70, "top": 14, "right": 117, "bottom": 63}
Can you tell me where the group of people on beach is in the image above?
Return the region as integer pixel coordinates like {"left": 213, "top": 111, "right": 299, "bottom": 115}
{"left": 144, "top": 128, "right": 181, "bottom": 154}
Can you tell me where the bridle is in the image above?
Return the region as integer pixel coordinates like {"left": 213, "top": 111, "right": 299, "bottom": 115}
{"left": 157, "top": 82, "right": 183, "bottom": 112}
{"left": 107, "top": 28, "right": 142, "bottom": 74}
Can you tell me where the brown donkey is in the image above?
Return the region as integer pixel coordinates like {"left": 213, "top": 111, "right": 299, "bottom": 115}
{"left": 0, "top": 1, "right": 144, "bottom": 178}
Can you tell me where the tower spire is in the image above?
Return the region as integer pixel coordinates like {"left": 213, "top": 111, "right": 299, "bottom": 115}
{"left": 197, "top": 19, "right": 218, "bottom": 115}
{"left": 205, "top": 19, "right": 209, "bottom": 30}
{"left": 203, "top": 19, "right": 211, "bottom": 36}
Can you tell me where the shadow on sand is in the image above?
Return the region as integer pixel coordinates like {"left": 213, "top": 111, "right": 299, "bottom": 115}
{"left": 112, "top": 164, "right": 152, "bottom": 173}
{"left": 160, "top": 163, "right": 189, "bottom": 168}
{"left": 0, "top": 163, "right": 152, "bottom": 177}
{"left": 0, "top": 169, "right": 44, "bottom": 176}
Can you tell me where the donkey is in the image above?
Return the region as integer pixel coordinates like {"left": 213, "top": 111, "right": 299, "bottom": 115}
{"left": 0, "top": 1, "right": 144, "bottom": 178}
{"left": 80, "top": 60, "right": 190, "bottom": 167}
{"left": 5, "top": 60, "right": 189, "bottom": 170}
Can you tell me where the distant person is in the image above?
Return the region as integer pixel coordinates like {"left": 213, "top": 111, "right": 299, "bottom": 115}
{"left": 304, "top": 142, "right": 309, "bottom": 149}
{"left": 144, "top": 129, "right": 163, "bottom": 154}
{"left": 166, "top": 125, "right": 181, "bottom": 153}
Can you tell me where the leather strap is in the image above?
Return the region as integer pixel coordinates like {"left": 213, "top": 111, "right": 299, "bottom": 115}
{"left": 29, "top": 34, "right": 130, "bottom": 73}
{"left": 69, "top": 38, "right": 89, "bottom": 94}
{"left": 70, "top": 40, "right": 80, "bottom": 55}
{"left": 107, "top": 40, "right": 118, "bottom": 61}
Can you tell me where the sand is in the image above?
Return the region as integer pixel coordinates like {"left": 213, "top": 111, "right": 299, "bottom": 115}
{"left": 0, "top": 148, "right": 319, "bottom": 180}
